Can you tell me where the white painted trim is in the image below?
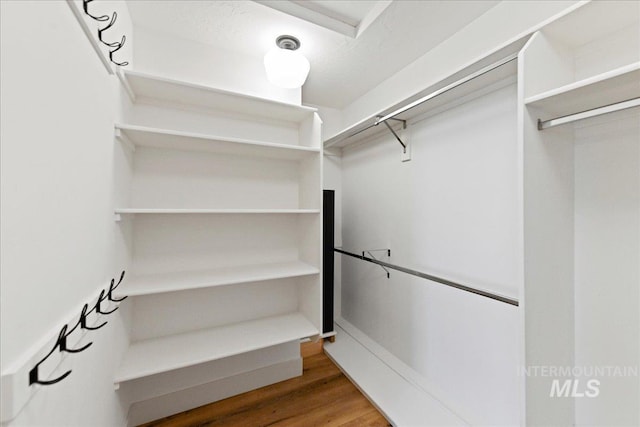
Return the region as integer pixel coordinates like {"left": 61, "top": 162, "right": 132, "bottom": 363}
{"left": 126, "top": 357, "right": 302, "bottom": 426}
{"left": 325, "top": 320, "right": 468, "bottom": 426}
{"left": 116, "top": 68, "right": 136, "bottom": 102}
{"left": 356, "top": 1, "right": 393, "bottom": 38}
{"left": 66, "top": 0, "right": 114, "bottom": 75}
{"left": 257, "top": 1, "right": 356, "bottom": 37}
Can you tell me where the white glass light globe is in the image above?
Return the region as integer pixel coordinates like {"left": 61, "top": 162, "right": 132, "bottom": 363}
{"left": 264, "top": 48, "right": 310, "bottom": 89}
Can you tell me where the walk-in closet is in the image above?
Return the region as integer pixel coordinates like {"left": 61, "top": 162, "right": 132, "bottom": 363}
{"left": 1, "top": 1, "right": 638, "bottom": 426}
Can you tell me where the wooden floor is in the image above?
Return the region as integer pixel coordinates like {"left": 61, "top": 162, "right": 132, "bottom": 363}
{"left": 141, "top": 343, "right": 390, "bottom": 427}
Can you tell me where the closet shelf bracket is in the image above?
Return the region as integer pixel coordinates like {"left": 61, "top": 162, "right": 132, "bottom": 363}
{"left": 376, "top": 117, "right": 407, "bottom": 153}
{"left": 362, "top": 249, "right": 391, "bottom": 279}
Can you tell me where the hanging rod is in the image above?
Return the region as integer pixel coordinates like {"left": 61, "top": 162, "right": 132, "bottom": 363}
{"left": 342, "top": 53, "right": 518, "bottom": 143}
{"left": 335, "top": 248, "right": 519, "bottom": 306}
{"left": 376, "top": 53, "right": 519, "bottom": 125}
{"left": 538, "top": 97, "right": 640, "bottom": 130}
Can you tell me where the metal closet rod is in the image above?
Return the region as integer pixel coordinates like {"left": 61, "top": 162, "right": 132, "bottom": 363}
{"left": 345, "top": 52, "right": 518, "bottom": 141}
{"left": 335, "top": 248, "right": 519, "bottom": 306}
{"left": 376, "top": 53, "right": 519, "bottom": 124}
{"left": 538, "top": 97, "right": 640, "bottom": 130}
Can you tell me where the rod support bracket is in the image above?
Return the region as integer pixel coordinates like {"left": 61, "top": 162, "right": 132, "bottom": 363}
{"left": 375, "top": 117, "right": 407, "bottom": 153}
{"left": 363, "top": 249, "right": 391, "bottom": 279}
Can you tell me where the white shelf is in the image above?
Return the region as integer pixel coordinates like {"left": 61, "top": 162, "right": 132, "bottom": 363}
{"left": 118, "top": 261, "right": 319, "bottom": 297}
{"left": 525, "top": 62, "right": 640, "bottom": 117}
{"left": 115, "top": 313, "right": 318, "bottom": 384}
{"left": 122, "top": 70, "right": 317, "bottom": 123}
{"left": 115, "top": 124, "right": 320, "bottom": 160}
{"left": 114, "top": 208, "right": 320, "bottom": 215}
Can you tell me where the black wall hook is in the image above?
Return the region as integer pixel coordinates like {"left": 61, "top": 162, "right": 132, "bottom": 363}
{"left": 29, "top": 364, "right": 72, "bottom": 386}
{"left": 28, "top": 271, "right": 127, "bottom": 386}
{"left": 58, "top": 324, "right": 93, "bottom": 354}
{"left": 97, "top": 12, "right": 118, "bottom": 46}
{"left": 108, "top": 271, "right": 127, "bottom": 302}
{"left": 80, "top": 303, "right": 107, "bottom": 330}
{"left": 28, "top": 324, "right": 91, "bottom": 386}
{"left": 83, "top": 0, "right": 109, "bottom": 22}
{"left": 108, "top": 35, "right": 129, "bottom": 67}
{"left": 95, "top": 289, "right": 119, "bottom": 315}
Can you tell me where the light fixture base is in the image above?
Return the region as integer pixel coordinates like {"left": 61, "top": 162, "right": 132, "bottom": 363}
{"left": 276, "top": 35, "right": 301, "bottom": 50}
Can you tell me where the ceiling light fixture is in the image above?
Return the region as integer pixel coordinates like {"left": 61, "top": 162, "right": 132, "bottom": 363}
{"left": 264, "top": 35, "right": 310, "bottom": 89}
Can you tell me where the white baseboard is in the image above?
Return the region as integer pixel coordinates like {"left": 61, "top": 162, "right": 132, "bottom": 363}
{"left": 325, "top": 319, "right": 468, "bottom": 426}
{"left": 127, "top": 357, "right": 302, "bottom": 426}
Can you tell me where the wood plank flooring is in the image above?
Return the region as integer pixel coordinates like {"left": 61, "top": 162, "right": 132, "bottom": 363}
{"left": 141, "top": 343, "right": 390, "bottom": 427}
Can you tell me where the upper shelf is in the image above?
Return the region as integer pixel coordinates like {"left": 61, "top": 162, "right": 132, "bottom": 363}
{"left": 121, "top": 70, "right": 317, "bottom": 123}
{"left": 114, "top": 312, "right": 318, "bottom": 384}
{"left": 525, "top": 62, "right": 640, "bottom": 118}
{"left": 115, "top": 124, "right": 319, "bottom": 160}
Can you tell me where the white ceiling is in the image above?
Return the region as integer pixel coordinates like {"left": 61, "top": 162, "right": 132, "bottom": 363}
{"left": 126, "top": 0, "right": 499, "bottom": 109}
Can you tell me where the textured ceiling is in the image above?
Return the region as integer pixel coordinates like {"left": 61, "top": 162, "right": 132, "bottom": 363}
{"left": 126, "top": 0, "right": 499, "bottom": 108}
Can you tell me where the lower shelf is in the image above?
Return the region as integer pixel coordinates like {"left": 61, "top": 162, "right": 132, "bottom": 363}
{"left": 115, "top": 313, "right": 319, "bottom": 384}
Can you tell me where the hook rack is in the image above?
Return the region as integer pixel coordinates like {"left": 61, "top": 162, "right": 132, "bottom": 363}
{"left": 81, "top": 0, "right": 129, "bottom": 67}
{"left": 362, "top": 249, "right": 392, "bottom": 278}
{"left": 28, "top": 271, "right": 127, "bottom": 386}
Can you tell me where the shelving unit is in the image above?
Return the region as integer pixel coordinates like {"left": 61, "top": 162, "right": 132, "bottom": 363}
{"left": 519, "top": 2, "right": 639, "bottom": 425}
{"left": 114, "top": 68, "right": 323, "bottom": 418}
{"left": 115, "top": 313, "right": 318, "bottom": 384}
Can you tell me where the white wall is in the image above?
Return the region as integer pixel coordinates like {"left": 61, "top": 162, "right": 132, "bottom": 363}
{"left": 133, "top": 27, "right": 301, "bottom": 106}
{"left": 340, "top": 82, "right": 521, "bottom": 425}
{"left": 1, "top": 1, "right": 132, "bottom": 425}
